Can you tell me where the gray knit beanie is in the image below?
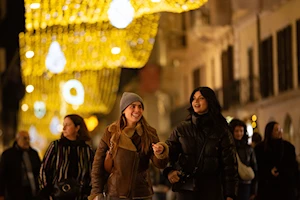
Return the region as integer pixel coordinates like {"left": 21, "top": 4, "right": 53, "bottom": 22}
{"left": 120, "top": 92, "right": 144, "bottom": 113}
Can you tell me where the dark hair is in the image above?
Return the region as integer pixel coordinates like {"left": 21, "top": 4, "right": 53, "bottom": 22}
{"left": 252, "top": 132, "right": 262, "bottom": 144}
{"left": 263, "top": 121, "right": 278, "bottom": 151}
{"left": 61, "top": 114, "right": 91, "bottom": 141}
{"left": 229, "top": 118, "right": 248, "bottom": 143}
{"left": 187, "top": 86, "right": 228, "bottom": 129}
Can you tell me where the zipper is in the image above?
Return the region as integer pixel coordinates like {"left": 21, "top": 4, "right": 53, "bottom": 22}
{"left": 126, "top": 151, "right": 139, "bottom": 197}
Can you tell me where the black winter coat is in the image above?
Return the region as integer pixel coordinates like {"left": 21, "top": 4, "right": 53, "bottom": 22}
{"left": 0, "top": 142, "right": 41, "bottom": 200}
{"left": 255, "top": 139, "right": 298, "bottom": 200}
{"left": 164, "top": 114, "right": 238, "bottom": 200}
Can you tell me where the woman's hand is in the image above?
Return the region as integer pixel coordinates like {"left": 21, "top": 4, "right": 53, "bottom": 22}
{"left": 152, "top": 143, "right": 164, "bottom": 154}
{"left": 226, "top": 197, "right": 233, "bottom": 200}
{"left": 168, "top": 170, "right": 181, "bottom": 184}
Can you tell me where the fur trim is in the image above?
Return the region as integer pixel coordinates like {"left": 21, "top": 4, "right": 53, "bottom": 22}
{"left": 88, "top": 193, "right": 103, "bottom": 200}
{"left": 154, "top": 142, "right": 169, "bottom": 160}
{"left": 119, "top": 133, "right": 137, "bottom": 151}
{"left": 108, "top": 122, "right": 118, "bottom": 133}
{"left": 122, "top": 122, "right": 143, "bottom": 137}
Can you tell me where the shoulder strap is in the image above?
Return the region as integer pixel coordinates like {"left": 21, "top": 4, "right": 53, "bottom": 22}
{"left": 193, "top": 137, "right": 208, "bottom": 174}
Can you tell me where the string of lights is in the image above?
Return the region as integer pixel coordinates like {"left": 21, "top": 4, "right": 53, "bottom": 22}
{"left": 19, "top": 14, "right": 160, "bottom": 76}
{"left": 20, "top": 69, "right": 120, "bottom": 115}
{"left": 24, "top": 0, "right": 207, "bottom": 30}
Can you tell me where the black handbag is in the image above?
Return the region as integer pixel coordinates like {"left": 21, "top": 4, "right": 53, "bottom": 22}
{"left": 52, "top": 178, "right": 82, "bottom": 199}
{"left": 172, "top": 135, "right": 209, "bottom": 192}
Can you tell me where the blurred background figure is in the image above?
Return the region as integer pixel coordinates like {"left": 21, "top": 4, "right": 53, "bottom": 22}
{"left": 229, "top": 119, "right": 257, "bottom": 200}
{"left": 0, "top": 130, "right": 41, "bottom": 200}
{"left": 39, "top": 114, "right": 94, "bottom": 200}
{"left": 251, "top": 132, "right": 262, "bottom": 148}
{"left": 149, "top": 163, "right": 171, "bottom": 200}
{"left": 255, "top": 121, "right": 298, "bottom": 200}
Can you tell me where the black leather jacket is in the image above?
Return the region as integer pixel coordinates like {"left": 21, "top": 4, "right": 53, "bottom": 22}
{"left": 164, "top": 114, "right": 238, "bottom": 199}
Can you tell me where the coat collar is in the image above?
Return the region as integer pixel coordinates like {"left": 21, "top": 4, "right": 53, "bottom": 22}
{"left": 108, "top": 122, "right": 143, "bottom": 137}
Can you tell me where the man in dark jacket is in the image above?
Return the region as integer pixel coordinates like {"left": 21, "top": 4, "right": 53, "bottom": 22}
{"left": 0, "top": 130, "right": 41, "bottom": 200}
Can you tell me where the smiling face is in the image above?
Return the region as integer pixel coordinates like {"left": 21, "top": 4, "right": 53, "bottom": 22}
{"left": 123, "top": 101, "right": 143, "bottom": 127}
{"left": 63, "top": 117, "right": 80, "bottom": 141}
{"left": 192, "top": 91, "right": 208, "bottom": 114}
{"left": 233, "top": 125, "right": 244, "bottom": 140}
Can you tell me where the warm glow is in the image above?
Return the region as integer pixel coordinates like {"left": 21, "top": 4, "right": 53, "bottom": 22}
{"left": 251, "top": 122, "right": 257, "bottom": 128}
{"left": 111, "top": 47, "right": 121, "bottom": 54}
{"left": 62, "top": 79, "right": 85, "bottom": 106}
{"left": 19, "top": 15, "right": 160, "bottom": 75}
{"left": 25, "top": 51, "right": 34, "bottom": 58}
{"left": 108, "top": 0, "right": 135, "bottom": 29}
{"left": 24, "top": 0, "right": 207, "bottom": 30}
{"left": 84, "top": 115, "right": 99, "bottom": 132}
{"left": 251, "top": 115, "right": 257, "bottom": 122}
{"left": 21, "top": 70, "right": 120, "bottom": 114}
{"left": 30, "top": 3, "right": 40, "bottom": 9}
{"left": 45, "top": 41, "right": 66, "bottom": 74}
{"left": 26, "top": 85, "right": 34, "bottom": 93}
{"left": 21, "top": 104, "right": 29, "bottom": 111}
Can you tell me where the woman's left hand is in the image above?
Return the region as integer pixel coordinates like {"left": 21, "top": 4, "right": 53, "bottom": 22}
{"left": 152, "top": 143, "right": 164, "bottom": 154}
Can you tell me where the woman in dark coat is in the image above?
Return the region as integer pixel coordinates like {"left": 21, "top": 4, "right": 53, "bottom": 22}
{"left": 39, "top": 114, "right": 94, "bottom": 200}
{"left": 255, "top": 121, "right": 298, "bottom": 200}
{"left": 164, "top": 86, "right": 239, "bottom": 200}
{"left": 229, "top": 119, "right": 257, "bottom": 200}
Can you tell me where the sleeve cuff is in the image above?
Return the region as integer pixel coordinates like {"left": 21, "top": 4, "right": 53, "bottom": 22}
{"left": 154, "top": 142, "right": 169, "bottom": 160}
{"left": 88, "top": 193, "right": 104, "bottom": 200}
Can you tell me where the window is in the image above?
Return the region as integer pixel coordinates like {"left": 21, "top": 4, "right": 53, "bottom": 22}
{"left": 168, "top": 13, "right": 187, "bottom": 48}
{"left": 260, "top": 36, "right": 274, "bottom": 98}
{"left": 277, "top": 25, "right": 293, "bottom": 92}
{"left": 193, "top": 68, "right": 200, "bottom": 89}
{"left": 222, "top": 46, "right": 234, "bottom": 109}
{"left": 248, "top": 48, "right": 255, "bottom": 101}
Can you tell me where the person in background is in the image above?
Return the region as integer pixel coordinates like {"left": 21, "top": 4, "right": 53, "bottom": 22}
{"left": 229, "top": 119, "right": 257, "bottom": 200}
{"left": 0, "top": 130, "right": 41, "bottom": 200}
{"left": 39, "top": 114, "right": 94, "bottom": 200}
{"left": 251, "top": 132, "right": 262, "bottom": 148}
{"left": 89, "top": 92, "right": 169, "bottom": 200}
{"left": 164, "top": 86, "right": 238, "bottom": 200}
{"left": 255, "top": 121, "right": 298, "bottom": 200}
{"left": 149, "top": 163, "right": 171, "bottom": 200}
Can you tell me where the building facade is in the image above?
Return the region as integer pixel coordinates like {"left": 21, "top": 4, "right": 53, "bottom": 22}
{"left": 147, "top": 0, "right": 300, "bottom": 154}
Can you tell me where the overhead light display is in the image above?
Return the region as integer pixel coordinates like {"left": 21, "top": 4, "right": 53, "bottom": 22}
{"left": 21, "top": 70, "right": 120, "bottom": 114}
{"left": 108, "top": 0, "right": 135, "bottom": 29}
{"left": 24, "top": 0, "right": 207, "bottom": 30}
{"left": 19, "top": 14, "right": 160, "bottom": 75}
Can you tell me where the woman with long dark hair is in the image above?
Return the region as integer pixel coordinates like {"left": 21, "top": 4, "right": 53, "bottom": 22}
{"left": 164, "top": 86, "right": 238, "bottom": 200}
{"left": 89, "top": 92, "right": 169, "bottom": 200}
{"left": 255, "top": 121, "right": 298, "bottom": 200}
{"left": 39, "top": 114, "right": 94, "bottom": 200}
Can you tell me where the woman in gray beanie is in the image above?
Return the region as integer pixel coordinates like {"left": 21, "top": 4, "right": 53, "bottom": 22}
{"left": 89, "top": 92, "right": 169, "bottom": 200}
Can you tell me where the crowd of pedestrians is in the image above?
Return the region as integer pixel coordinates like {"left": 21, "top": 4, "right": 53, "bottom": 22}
{"left": 0, "top": 87, "right": 299, "bottom": 200}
